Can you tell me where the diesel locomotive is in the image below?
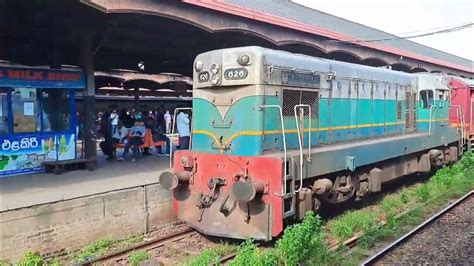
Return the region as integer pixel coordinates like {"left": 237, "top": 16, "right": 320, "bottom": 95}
{"left": 159, "top": 46, "right": 464, "bottom": 240}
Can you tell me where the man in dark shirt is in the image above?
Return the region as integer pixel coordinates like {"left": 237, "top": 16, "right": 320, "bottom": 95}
{"left": 98, "top": 112, "right": 114, "bottom": 159}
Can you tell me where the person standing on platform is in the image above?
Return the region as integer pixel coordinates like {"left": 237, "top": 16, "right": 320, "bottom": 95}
{"left": 164, "top": 110, "right": 172, "bottom": 134}
{"left": 98, "top": 112, "right": 114, "bottom": 159}
{"left": 110, "top": 109, "right": 119, "bottom": 134}
{"left": 176, "top": 110, "right": 190, "bottom": 149}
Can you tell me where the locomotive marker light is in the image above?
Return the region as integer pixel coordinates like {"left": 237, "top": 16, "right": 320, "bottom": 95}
{"left": 159, "top": 171, "right": 190, "bottom": 190}
{"left": 231, "top": 180, "right": 265, "bottom": 202}
{"left": 237, "top": 54, "right": 251, "bottom": 66}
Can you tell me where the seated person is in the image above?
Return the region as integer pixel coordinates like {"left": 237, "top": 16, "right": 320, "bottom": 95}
{"left": 112, "top": 121, "right": 129, "bottom": 146}
{"left": 119, "top": 120, "right": 145, "bottom": 162}
{"left": 152, "top": 126, "right": 171, "bottom": 157}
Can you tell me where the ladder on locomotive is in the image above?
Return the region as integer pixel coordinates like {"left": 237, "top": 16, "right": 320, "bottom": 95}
{"left": 283, "top": 104, "right": 313, "bottom": 218}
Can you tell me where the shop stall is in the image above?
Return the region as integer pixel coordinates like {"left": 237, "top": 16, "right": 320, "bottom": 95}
{"left": 0, "top": 65, "right": 85, "bottom": 177}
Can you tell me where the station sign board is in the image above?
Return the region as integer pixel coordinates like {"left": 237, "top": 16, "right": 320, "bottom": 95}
{"left": 0, "top": 66, "right": 85, "bottom": 89}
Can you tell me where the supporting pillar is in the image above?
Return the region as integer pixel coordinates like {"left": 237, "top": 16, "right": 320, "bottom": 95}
{"left": 80, "top": 33, "right": 97, "bottom": 159}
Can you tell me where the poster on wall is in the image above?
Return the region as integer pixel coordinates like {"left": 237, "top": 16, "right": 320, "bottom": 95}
{"left": 0, "top": 133, "right": 76, "bottom": 177}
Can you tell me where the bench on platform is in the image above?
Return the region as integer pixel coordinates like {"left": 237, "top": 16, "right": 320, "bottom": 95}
{"left": 112, "top": 129, "right": 165, "bottom": 155}
{"left": 42, "top": 157, "right": 97, "bottom": 175}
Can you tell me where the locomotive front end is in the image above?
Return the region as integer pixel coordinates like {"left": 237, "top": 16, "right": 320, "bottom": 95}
{"left": 159, "top": 47, "right": 285, "bottom": 240}
{"left": 160, "top": 151, "right": 284, "bottom": 240}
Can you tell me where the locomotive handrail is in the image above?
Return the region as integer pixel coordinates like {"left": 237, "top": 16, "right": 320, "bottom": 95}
{"left": 451, "top": 105, "right": 465, "bottom": 148}
{"left": 293, "top": 104, "right": 311, "bottom": 193}
{"left": 170, "top": 107, "right": 193, "bottom": 169}
{"left": 428, "top": 105, "right": 436, "bottom": 135}
{"left": 258, "top": 105, "right": 288, "bottom": 197}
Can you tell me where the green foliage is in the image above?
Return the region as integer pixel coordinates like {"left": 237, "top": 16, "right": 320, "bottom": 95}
{"left": 276, "top": 212, "right": 325, "bottom": 266}
{"left": 260, "top": 250, "right": 279, "bottom": 266}
{"left": 127, "top": 251, "right": 149, "bottom": 266}
{"left": 185, "top": 244, "right": 237, "bottom": 266}
{"left": 415, "top": 185, "right": 430, "bottom": 201}
{"left": 327, "top": 210, "right": 376, "bottom": 241}
{"left": 0, "top": 260, "right": 11, "bottom": 266}
{"left": 17, "top": 251, "right": 44, "bottom": 266}
{"left": 230, "top": 240, "right": 263, "bottom": 266}
{"left": 400, "top": 192, "right": 409, "bottom": 204}
{"left": 73, "top": 238, "right": 113, "bottom": 262}
{"left": 185, "top": 249, "right": 220, "bottom": 266}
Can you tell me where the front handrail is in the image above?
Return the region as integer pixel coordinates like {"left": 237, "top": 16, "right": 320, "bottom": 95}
{"left": 259, "top": 105, "right": 288, "bottom": 197}
{"left": 428, "top": 105, "right": 436, "bottom": 135}
{"left": 293, "top": 104, "right": 311, "bottom": 193}
{"left": 170, "top": 107, "right": 193, "bottom": 169}
{"left": 451, "top": 105, "right": 465, "bottom": 147}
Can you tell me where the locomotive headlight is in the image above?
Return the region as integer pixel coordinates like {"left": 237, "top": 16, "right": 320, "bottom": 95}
{"left": 238, "top": 54, "right": 251, "bottom": 66}
{"left": 194, "top": 60, "right": 203, "bottom": 72}
{"left": 210, "top": 64, "right": 220, "bottom": 74}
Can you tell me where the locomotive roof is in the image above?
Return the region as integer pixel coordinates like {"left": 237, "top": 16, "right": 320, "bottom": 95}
{"left": 211, "top": 46, "right": 415, "bottom": 84}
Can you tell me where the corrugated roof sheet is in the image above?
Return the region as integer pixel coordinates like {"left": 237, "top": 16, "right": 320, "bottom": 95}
{"left": 223, "top": 0, "right": 473, "bottom": 70}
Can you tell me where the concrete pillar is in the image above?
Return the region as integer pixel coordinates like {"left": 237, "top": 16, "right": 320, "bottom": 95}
{"left": 80, "top": 34, "right": 97, "bottom": 159}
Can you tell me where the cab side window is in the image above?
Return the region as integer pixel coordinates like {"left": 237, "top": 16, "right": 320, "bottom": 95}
{"left": 419, "top": 90, "right": 434, "bottom": 109}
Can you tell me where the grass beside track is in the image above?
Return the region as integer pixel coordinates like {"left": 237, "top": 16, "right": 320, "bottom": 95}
{"left": 187, "top": 151, "right": 474, "bottom": 266}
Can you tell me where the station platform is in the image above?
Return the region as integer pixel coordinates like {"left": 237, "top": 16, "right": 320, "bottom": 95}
{"left": 0, "top": 154, "right": 171, "bottom": 211}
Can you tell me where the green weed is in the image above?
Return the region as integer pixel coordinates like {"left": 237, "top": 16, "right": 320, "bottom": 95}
{"left": 400, "top": 191, "right": 409, "bottom": 204}
{"left": 127, "top": 251, "right": 149, "bottom": 266}
{"left": 73, "top": 238, "right": 113, "bottom": 262}
{"left": 276, "top": 212, "right": 326, "bottom": 265}
{"left": 17, "top": 251, "right": 44, "bottom": 266}
{"left": 185, "top": 249, "right": 220, "bottom": 266}
{"left": 415, "top": 185, "right": 430, "bottom": 201}
{"left": 327, "top": 210, "right": 376, "bottom": 241}
{"left": 230, "top": 240, "right": 263, "bottom": 266}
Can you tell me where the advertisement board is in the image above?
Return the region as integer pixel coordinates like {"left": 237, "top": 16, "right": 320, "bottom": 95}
{"left": 0, "top": 133, "right": 76, "bottom": 176}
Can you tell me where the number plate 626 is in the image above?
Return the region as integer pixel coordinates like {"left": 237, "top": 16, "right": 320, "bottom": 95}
{"left": 224, "top": 68, "right": 248, "bottom": 80}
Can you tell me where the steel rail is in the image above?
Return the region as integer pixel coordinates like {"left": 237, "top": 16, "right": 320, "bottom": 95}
{"left": 80, "top": 227, "right": 195, "bottom": 265}
{"left": 361, "top": 190, "right": 473, "bottom": 265}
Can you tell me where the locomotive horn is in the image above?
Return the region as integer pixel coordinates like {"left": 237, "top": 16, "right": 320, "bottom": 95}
{"left": 231, "top": 181, "right": 265, "bottom": 202}
{"left": 159, "top": 171, "right": 190, "bottom": 190}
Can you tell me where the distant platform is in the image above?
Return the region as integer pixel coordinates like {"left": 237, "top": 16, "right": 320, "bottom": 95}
{"left": 0, "top": 154, "right": 170, "bottom": 211}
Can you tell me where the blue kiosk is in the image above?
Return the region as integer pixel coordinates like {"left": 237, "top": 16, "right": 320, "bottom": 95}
{"left": 0, "top": 65, "right": 86, "bottom": 176}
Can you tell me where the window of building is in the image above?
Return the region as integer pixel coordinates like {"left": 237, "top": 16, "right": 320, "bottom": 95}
{"left": 41, "top": 89, "right": 71, "bottom": 132}
{"left": 11, "top": 88, "right": 39, "bottom": 133}
{"left": 419, "top": 90, "right": 434, "bottom": 109}
{"left": 0, "top": 90, "right": 9, "bottom": 134}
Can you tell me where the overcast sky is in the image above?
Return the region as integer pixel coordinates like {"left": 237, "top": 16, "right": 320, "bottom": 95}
{"left": 293, "top": 0, "right": 474, "bottom": 62}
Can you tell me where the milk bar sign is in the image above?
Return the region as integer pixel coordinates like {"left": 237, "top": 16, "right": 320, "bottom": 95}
{"left": 0, "top": 67, "right": 85, "bottom": 88}
{"left": 281, "top": 71, "right": 320, "bottom": 87}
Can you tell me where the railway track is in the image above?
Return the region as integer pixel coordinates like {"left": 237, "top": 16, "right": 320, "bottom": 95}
{"left": 80, "top": 228, "right": 197, "bottom": 265}
{"left": 362, "top": 190, "right": 473, "bottom": 265}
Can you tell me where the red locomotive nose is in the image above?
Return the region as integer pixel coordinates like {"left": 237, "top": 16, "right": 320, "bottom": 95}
{"left": 159, "top": 171, "right": 191, "bottom": 190}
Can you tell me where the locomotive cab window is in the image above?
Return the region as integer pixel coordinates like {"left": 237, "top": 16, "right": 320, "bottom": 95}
{"left": 419, "top": 90, "right": 434, "bottom": 109}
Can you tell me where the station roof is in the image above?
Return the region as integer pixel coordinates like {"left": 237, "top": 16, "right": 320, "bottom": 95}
{"left": 204, "top": 0, "right": 473, "bottom": 71}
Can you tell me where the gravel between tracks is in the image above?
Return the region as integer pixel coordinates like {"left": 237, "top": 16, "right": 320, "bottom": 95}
{"left": 376, "top": 195, "right": 473, "bottom": 265}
